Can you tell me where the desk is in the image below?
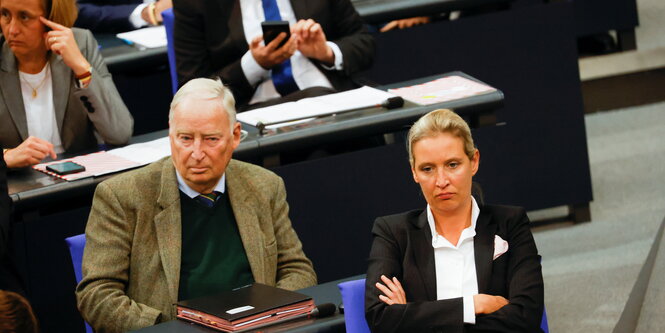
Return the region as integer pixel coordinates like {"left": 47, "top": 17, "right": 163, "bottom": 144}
{"left": 133, "top": 276, "right": 362, "bottom": 333}
{"left": 352, "top": 0, "right": 512, "bottom": 24}
{"left": 7, "top": 72, "right": 502, "bottom": 333}
{"left": 8, "top": 71, "right": 500, "bottom": 213}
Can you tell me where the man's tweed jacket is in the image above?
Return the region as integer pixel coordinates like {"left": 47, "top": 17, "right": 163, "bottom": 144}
{"left": 76, "top": 157, "right": 317, "bottom": 333}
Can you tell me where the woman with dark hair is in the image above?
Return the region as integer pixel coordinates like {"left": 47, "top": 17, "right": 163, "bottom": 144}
{"left": 0, "top": 290, "right": 39, "bottom": 333}
{"left": 365, "top": 109, "right": 544, "bottom": 332}
{"left": 0, "top": 0, "right": 133, "bottom": 168}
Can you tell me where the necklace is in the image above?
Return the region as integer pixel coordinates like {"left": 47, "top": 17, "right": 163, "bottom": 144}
{"left": 20, "top": 64, "right": 50, "bottom": 99}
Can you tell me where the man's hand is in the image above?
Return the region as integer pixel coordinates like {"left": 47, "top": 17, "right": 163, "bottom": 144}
{"left": 375, "top": 275, "right": 406, "bottom": 305}
{"left": 4, "top": 137, "right": 57, "bottom": 168}
{"left": 473, "top": 294, "right": 508, "bottom": 314}
{"left": 141, "top": 0, "right": 173, "bottom": 25}
{"left": 154, "top": 0, "right": 172, "bottom": 23}
{"left": 250, "top": 33, "right": 298, "bottom": 69}
{"left": 380, "top": 16, "right": 431, "bottom": 32}
{"left": 292, "top": 19, "right": 334, "bottom": 65}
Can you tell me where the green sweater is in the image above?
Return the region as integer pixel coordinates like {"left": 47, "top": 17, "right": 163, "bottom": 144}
{"left": 178, "top": 191, "right": 254, "bottom": 300}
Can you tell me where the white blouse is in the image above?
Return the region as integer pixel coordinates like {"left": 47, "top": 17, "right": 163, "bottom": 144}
{"left": 19, "top": 63, "right": 64, "bottom": 154}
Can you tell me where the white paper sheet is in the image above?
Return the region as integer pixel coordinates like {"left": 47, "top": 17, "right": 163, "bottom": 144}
{"left": 236, "top": 86, "right": 396, "bottom": 127}
{"left": 116, "top": 26, "right": 167, "bottom": 49}
{"left": 107, "top": 137, "right": 171, "bottom": 165}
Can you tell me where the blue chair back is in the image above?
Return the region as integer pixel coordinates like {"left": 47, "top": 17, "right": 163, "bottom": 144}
{"left": 541, "top": 304, "right": 549, "bottom": 332}
{"left": 162, "top": 8, "right": 178, "bottom": 95}
{"left": 65, "top": 234, "right": 92, "bottom": 333}
{"left": 338, "top": 278, "right": 371, "bottom": 333}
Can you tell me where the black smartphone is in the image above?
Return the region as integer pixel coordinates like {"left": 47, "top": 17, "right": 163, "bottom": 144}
{"left": 46, "top": 161, "right": 86, "bottom": 175}
{"left": 261, "top": 21, "right": 290, "bottom": 49}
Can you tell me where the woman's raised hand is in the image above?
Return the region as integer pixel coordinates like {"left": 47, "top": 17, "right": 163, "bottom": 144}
{"left": 40, "top": 17, "right": 91, "bottom": 76}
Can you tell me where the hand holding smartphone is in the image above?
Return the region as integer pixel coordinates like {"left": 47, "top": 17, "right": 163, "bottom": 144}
{"left": 261, "top": 21, "right": 290, "bottom": 49}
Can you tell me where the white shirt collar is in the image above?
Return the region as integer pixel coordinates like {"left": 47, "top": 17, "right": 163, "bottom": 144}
{"left": 175, "top": 170, "right": 226, "bottom": 198}
{"left": 426, "top": 196, "right": 480, "bottom": 249}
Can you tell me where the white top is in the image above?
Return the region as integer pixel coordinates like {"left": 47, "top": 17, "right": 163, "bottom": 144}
{"left": 19, "top": 64, "right": 64, "bottom": 154}
{"left": 239, "top": 0, "right": 343, "bottom": 105}
{"left": 176, "top": 170, "right": 226, "bottom": 198}
{"left": 426, "top": 196, "right": 480, "bottom": 324}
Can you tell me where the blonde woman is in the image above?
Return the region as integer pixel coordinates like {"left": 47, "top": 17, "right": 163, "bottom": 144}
{"left": 0, "top": 0, "right": 133, "bottom": 168}
{"left": 365, "top": 109, "right": 544, "bottom": 332}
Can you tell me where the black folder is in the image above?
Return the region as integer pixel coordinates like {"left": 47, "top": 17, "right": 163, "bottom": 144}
{"left": 176, "top": 283, "right": 315, "bottom": 332}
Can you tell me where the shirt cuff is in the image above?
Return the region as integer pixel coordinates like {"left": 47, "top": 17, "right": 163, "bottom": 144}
{"left": 463, "top": 295, "right": 476, "bottom": 324}
{"left": 129, "top": 3, "right": 150, "bottom": 29}
{"left": 241, "top": 51, "right": 270, "bottom": 86}
{"left": 320, "top": 41, "right": 343, "bottom": 71}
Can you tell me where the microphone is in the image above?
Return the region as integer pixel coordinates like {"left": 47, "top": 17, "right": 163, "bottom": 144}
{"left": 310, "top": 303, "right": 337, "bottom": 318}
{"left": 381, "top": 96, "right": 405, "bottom": 109}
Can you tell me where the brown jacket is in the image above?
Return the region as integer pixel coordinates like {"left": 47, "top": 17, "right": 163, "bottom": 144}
{"left": 76, "top": 157, "right": 316, "bottom": 332}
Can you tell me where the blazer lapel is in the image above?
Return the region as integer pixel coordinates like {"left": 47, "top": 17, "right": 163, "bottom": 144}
{"left": 226, "top": 161, "right": 265, "bottom": 283}
{"left": 49, "top": 52, "right": 71, "bottom": 134}
{"left": 0, "top": 43, "right": 28, "bottom": 140}
{"left": 474, "top": 207, "right": 496, "bottom": 293}
{"left": 289, "top": 0, "right": 307, "bottom": 20}
{"left": 228, "top": 0, "right": 248, "bottom": 48}
{"left": 409, "top": 211, "right": 438, "bottom": 301}
{"left": 153, "top": 158, "right": 182, "bottom": 303}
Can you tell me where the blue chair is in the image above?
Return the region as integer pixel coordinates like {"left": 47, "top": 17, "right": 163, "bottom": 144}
{"left": 338, "top": 278, "right": 370, "bottom": 333}
{"left": 161, "top": 8, "right": 178, "bottom": 95}
{"left": 541, "top": 305, "right": 549, "bottom": 333}
{"left": 65, "top": 234, "right": 93, "bottom": 333}
{"left": 339, "top": 277, "right": 549, "bottom": 333}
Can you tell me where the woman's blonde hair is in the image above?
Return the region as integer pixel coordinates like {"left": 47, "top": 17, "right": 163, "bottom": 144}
{"left": 42, "top": 0, "right": 78, "bottom": 27}
{"left": 407, "top": 109, "right": 476, "bottom": 167}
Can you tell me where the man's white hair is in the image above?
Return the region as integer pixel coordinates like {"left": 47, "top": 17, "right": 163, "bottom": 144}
{"left": 169, "top": 78, "right": 236, "bottom": 129}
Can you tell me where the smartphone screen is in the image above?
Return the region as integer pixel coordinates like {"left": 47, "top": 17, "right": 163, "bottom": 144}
{"left": 46, "top": 161, "right": 86, "bottom": 175}
{"left": 261, "top": 21, "right": 290, "bottom": 49}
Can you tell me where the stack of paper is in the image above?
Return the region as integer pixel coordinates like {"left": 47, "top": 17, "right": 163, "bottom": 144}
{"left": 388, "top": 75, "right": 496, "bottom": 105}
{"left": 236, "top": 86, "right": 396, "bottom": 128}
{"left": 33, "top": 137, "right": 171, "bottom": 181}
{"left": 116, "top": 26, "right": 167, "bottom": 48}
{"left": 33, "top": 152, "right": 143, "bottom": 181}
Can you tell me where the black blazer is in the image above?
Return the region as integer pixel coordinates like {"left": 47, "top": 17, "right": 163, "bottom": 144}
{"left": 365, "top": 205, "right": 544, "bottom": 333}
{"left": 173, "top": 0, "right": 375, "bottom": 107}
{"left": 0, "top": 153, "right": 23, "bottom": 293}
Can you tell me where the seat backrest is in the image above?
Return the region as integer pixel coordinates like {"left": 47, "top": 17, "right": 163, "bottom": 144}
{"left": 338, "top": 278, "right": 371, "bottom": 333}
{"left": 65, "top": 234, "right": 86, "bottom": 283}
{"left": 65, "top": 234, "right": 92, "bottom": 333}
{"left": 541, "top": 304, "right": 549, "bottom": 333}
{"left": 162, "top": 8, "right": 178, "bottom": 95}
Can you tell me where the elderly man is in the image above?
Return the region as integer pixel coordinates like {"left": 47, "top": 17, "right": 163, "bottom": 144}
{"left": 76, "top": 78, "right": 316, "bottom": 333}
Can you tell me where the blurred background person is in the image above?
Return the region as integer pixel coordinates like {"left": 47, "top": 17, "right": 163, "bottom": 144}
{"left": 0, "top": 290, "right": 39, "bottom": 333}
{"left": 74, "top": 0, "right": 172, "bottom": 33}
{"left": 0, "top": 0, "right": 133, "bottom": 169}
{"left": 174, "top": 0, "right": 375, "bottom": 110}
{"left": 365, "top": 109, "right": 544, "bottom": 332}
